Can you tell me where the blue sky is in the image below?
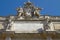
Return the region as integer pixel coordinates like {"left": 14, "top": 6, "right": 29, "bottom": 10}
{"left": 0, "top": 0, "right": 60, "bottom": 16}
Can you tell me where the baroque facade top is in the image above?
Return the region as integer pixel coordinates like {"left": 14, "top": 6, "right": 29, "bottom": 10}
{"left": 0, "top": 1, "right": 60, "bottom": 40}
{"left": 0, "top": 1, "right": 60, "bottom": 33}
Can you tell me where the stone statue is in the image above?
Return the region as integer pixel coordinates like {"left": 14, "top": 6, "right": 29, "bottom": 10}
{"left": 34, "top": 8, "right": 41, "bottom": 18}
{"left": 6, "top": 18, "right": 14, "bottom": 31}
{"left": 17, "top": 8, "right": 24, "bottom": 16}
